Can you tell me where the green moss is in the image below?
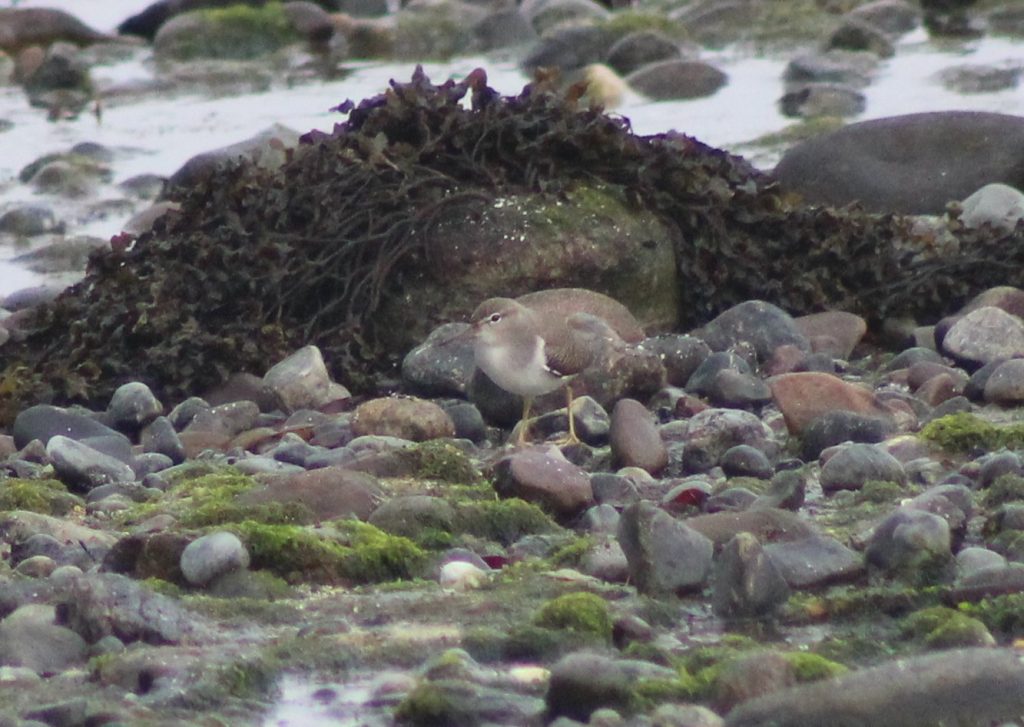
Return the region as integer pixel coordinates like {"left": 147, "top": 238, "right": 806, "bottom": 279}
{"left": 633, "top": 673, "right": 700, "bottom": 709}
{"left": 395, "top": 682, "right": 470, "bottom": 726}
{"left": 160, "top": 3, "right": 299, "bottom": 60}
{"left": 957, "top": 594, "right": 1024, "bottom": 638}
{"left": 901, "top": 606, "right": 994, "bottom": 648}
{"left": 984, "top": 474, "right": 1024, "bottom": 507}
{"left": 547, "top": 535, "right": 594, "bottom": 568}
{"left": 533, "top": 591, "right": 613, "bottom": 642}
{"left": 0, "top": 478, "right": 79, "bottom": 515}
{"left": 784, "top": 585, "right": 942, "bottom": 623}
{"left": 404, "top": 441, "right": 483, "bottom": 485}
{"left": 214, "top": 655, "right": 280, "bottom": 699}
{"left": 225, "top": 520, "right": 426, "bottom": 584}
{"left": 393, "top": 3, "right": 471, "bottom": 61}
{"left": 599, "top": 11, "right": 687, "bottom": 39}
{"left": 119, "top": 469, "right": 311, "bottom": 528}
{"left": 919, "top": 412, "right": 1024, "bottom": 453}
{"left": 855, "top": 479, "right": 906, "bottom": 505}
{"left": 783, "top": 651, "right": 848, "bottom": 682}
{"left": 454, "top": 498, "right": 559, "bottom": 546}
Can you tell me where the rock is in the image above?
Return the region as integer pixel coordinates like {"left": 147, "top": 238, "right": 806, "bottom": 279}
{"left": 154, "top": 6, "right": 303, "bottom": 61}
{"left": 107, "top": 382, "right": 163, "bottom": 432}
{"left": 61, "top": 573, "right": 206, "bottom": 645}
{"left": 521, "top": 24, "right": 612, "bottom": 73}
{"left": 983, "top": 358, "right": 1024, "bottom": 404}
{"left": 609, "top": 399, "right": 667, "bottom": 474}
{"left": 471, "top": 8, "right": 536, "bottom": 52}
{"left": 769, "top": 372, "right": 892, "bottom": 435}
{"left": 140, "top": 416, "right": 186, "bottom": 464}
{"left": 800, "top": 409, "right": 896, "bottom": 460}
{"left": 351, "top": 396, "right": 456, "bottom": 442}
{"left": 0, "top": 510, "right": 118, "bottom": 554}
{"left": 724, "top": 648, "right": 1024, "bottom": 727}
{"left": 392, "top": 0, "right": 486, "bottom": 61}
{"left": 522, "top": 0, "right": 609, "bottom": 35}
{"left": 826, "top": 16, "right": 895, "bottom": 57}
{"left": 0, "top": 9, "right": 112, "bottom": 53}
{"left": 13, "top": 404, "right": 127, "bottom": 449}
{"left": 686, "top": 351, "right": 753, "bottom": 398}
{"left": 0, "top": 204, "right": 63, "bottom": 236}
{"left": 262, "top": 345, "right": 334, "bottom": 414}
{"left": 752, "top": 469, "right": 806, "bottom": 511}
{"left": 794, "top": 311, "right": 867, "bottom": 360}
{"left": 704, "top": 369, "right": 773, "bottom": 409}
{"left": 439, "top": 560, "right": 489, "bottom": 590}
{"left": 179, "top": 531, "right": 250, "bottom": 587}
{"left": 960, "top": 182, "right": 1024, "bottom": 232}
{"left": 402, "top": 323, "right": 476, "bottom": 397}
{"left": 939, "top": 64, "right": 1021, "bottom": 94}
{"left": 774, "top": 111, "right": 1024, "bottom": 214}
{"left": 368, "top": 495, "right": 455, "bottom": 538}
{"left": 865, "top": 508, "right": 952, "bottom": 577}
{"left": 783, "top": 49, "right": 879, "bottom": 88}
{"left": 712, "top": 532, "right": 791, "bottom": 619}
{"left": 698, "top": 301, "right": 809, "bottom": 362}
{"left": 0, "top": 604, "right": 87, "bottom": 674}
{"left": 942, "top": 306, "right": 1024, "bottom": 365}
{"left": 763, "top": 535, "right": 864, "bottom": 587}
{"left": 546, "top": 652, "right": 632, "bottom": 722}
{"left": 819, "top": 442, "right": 906, "bottom": 493}
{"left": 46, "top": 436, "right": 136, "bottom": 491}
{"left": 625, "top": 59, "right": 727, "bottom": 100}
{"left": 21, "top": 41, "right": 92, "bottom": 113}
{"left": 779, "top": 82, "right": 865, "bottom": 118}
{"left": 617, "top": 501, "right": 713, "bottom": 595}
{"left": 719, "top": 444, "right": 773, "bottom": 479}
{"left": 847, "top": 0, "right": 921, "bottom": 34}
{"left": 645, "top": 334, "right": 711, "bottom": 386}
{"left": 493, "top": 448, "right": 594, "bottom": 519}
{"left": 686, "top": 509, "right": 817, "bottom": 547}
{"left": 167, "top": 123, "right": 300, "bottom": 190}
{"left": 681, "top": 408, "right": 777, "bottom": 470}
{"left": 715, "top": 651, "right": 796, "bottom": 712}
{"left": 605, "top": 30, "right": 683, "bottom": 76}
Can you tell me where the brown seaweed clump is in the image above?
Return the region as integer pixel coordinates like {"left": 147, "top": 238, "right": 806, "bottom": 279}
{"left": 2, "top": 66, "right": 1024, "bottom": 417}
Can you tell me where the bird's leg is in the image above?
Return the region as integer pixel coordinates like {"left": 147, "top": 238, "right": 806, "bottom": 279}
{"left": 555, "top": 385, "right": 581, "bottom": 446}
{"left": 516, "top": 396, "right": 534, "bottom": 445}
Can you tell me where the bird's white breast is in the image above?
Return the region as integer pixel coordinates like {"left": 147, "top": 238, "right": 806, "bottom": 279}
{"left": 474, "top": 336, "right": 565, "bottom": 396}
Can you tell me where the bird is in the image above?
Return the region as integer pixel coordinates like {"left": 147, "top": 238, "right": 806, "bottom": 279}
{"left": 463, "top": 288, "right": 644, "bottom": 445}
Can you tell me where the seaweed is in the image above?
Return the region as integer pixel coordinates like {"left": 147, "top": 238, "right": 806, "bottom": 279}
{"left": 4, "top": 66, "right": 1024, "bottom": 415}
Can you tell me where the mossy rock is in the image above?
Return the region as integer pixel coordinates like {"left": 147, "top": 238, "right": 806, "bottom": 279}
{"left": 117, "top": 469, "right": 312, "bottom": 527}
{"left": 983, "top": 473, "right": 1024, "bottom": 507}
{"left": 0, "top": 478, "right": 80, "bottom": 515}
{"left": 956, "top": 594, "right": 1024, "bottom": 638}
{"left": 900, "top": 606, "right": 995, "bottom": 648}
{"left": 453, "top": 498, "right": 561, "bottom": 546}
{"left": 782, "top": 651, "right": 848, "bottom": 682}
{"left": 154, "top": 3, "right": 301, "bottom": 61}
{"left": 533, "top": 591, "right": 613, "bottom": 642}
{"left": 920, "top": 412, "right": 1024, "bottom": 454}
{"left": 392, "top": 1, "right": 482, "bottom": 61}
{"left": 403, "top": 441, "right": 484, "bottom": 485}
{"left": 226, "top": 519, "right": 427, "bottom": 584}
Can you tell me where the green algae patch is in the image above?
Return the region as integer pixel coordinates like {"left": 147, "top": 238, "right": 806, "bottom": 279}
{"left": 395, "top": 681, "right": 474, "bottom": 726}
{"left": 783, "top": 651, "right": 848, "bottom": 682}
{"left": 454, "top": 498, "right": 560, "bottom": 546}
{"left": 404, "top": 441, "right": 484, "bottom": 485}
{"left": 856, "top": 479, "right": 906, "bottom": 504}
{"left": 784, "top": 585, "right": 942, "bottom": 623}
{"left": 900, "top": 606, "right": 994, "bottom": 648}
{"left": 227, "top": 519, "right": 426, "bottom": 584}
{"left": 534, "top": 591, "right": 613, "bottom": 642}
{"left": 119, "top": 469, "right": 312, "bottom": 528}
{"left": 0, "top": 478, "right": 79, "bottom": 515}
{"left": 156, "top": 3, "right": 299, "bottom": 61}
{"left": 957, "top": 594, "right": 1024, "bottom": 639}
{"left": 920, "top": 412, "right": 1024, "bottom": 454}
{"left": 983, "top": 474, "right": 1024, "bottom": 507}
{"left": 598, "top": 11, "right": 687, "bottom": 40}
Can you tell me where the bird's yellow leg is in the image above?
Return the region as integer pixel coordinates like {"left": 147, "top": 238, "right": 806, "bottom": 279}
{"left": 516, "top": 396, "right": 534, "bottom": 445}
{"left": 555, "top": 386, "right": 581, "bottom": 446}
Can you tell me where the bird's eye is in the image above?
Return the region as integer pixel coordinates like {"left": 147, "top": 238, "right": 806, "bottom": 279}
{"left": 489, "top": 313, "right": 501, "bottom": 323}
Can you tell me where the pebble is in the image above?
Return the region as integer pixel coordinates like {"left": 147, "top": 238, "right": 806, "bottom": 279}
{"left": 106, "top": 381, "right": 163, "bottom": 432}
{"left": 819, "top": 442, "right": 906, "bottom": 493}
{"left": 769, "top": 371, "right": 893, "bottom": 434}
{"left": 46, "top": 435, "right": 136, "bottom": 490}
{"left": 179, "top": 531, "right": 250, "bottom": 587}
{"left": 262, "top": 345, "right": 339, "bottom": 413}
{"left": 617, "top": 501, "right": 713, "bottom": 595}
{"left": 493, "top": 447, "right": 594, "bottom": 518}
{"left": 351, "top": 396, "right": 456, "bottom": 441}
{"left": 609, "top": 398, "right": 667, "bottom": 474}
{"left": 942, "top": 306, "right": 1024, "bottom": 365}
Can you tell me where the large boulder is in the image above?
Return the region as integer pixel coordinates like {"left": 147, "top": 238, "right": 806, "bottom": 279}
{"left": 773, "top": 111, "right": 1024, "bottom": 214}
{"left": 0, "top": 9, "right": 112, "bottom": 53}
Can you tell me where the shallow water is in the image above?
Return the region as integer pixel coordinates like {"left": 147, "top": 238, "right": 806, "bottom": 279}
{"left": 2, "top": 2, "right": 1024, "bottom": 295}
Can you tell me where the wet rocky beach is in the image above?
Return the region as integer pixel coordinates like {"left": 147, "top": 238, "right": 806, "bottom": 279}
{"left": 4, "top": 1, "right": 1024, "bottom": 726}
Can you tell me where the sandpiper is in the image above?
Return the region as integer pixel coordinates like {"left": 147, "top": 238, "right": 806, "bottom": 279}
{"left": 465, "top": 288, "right": 644, "bottom": 444}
